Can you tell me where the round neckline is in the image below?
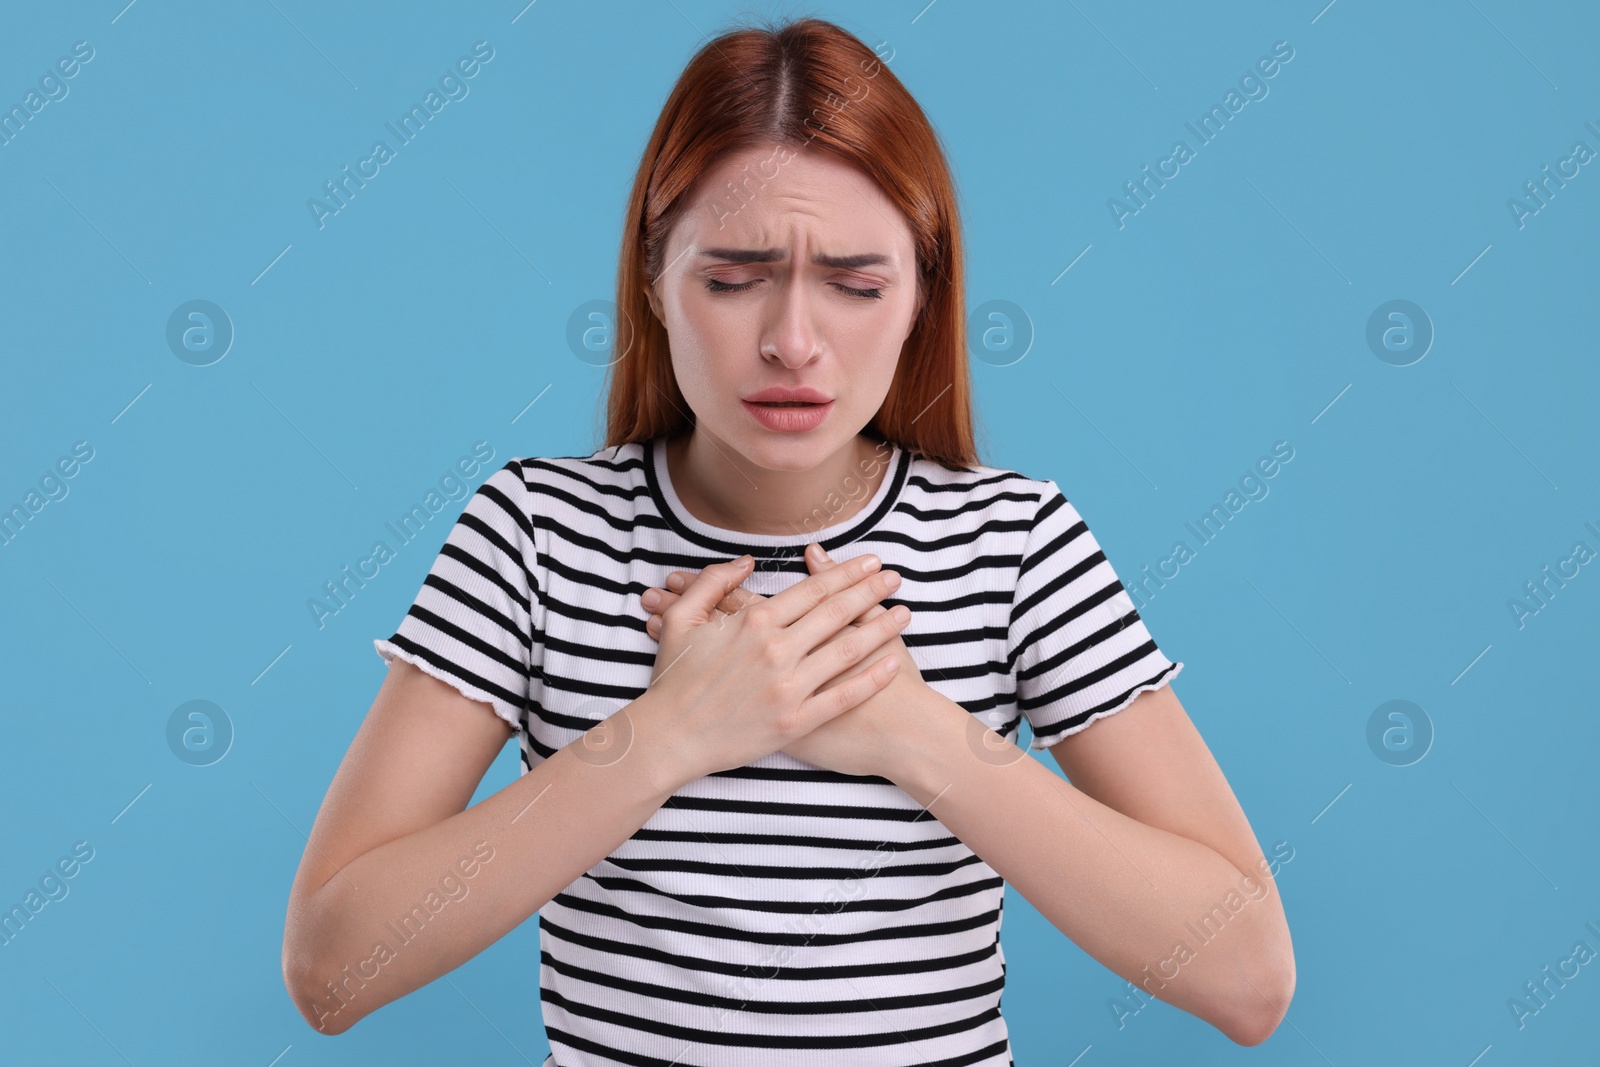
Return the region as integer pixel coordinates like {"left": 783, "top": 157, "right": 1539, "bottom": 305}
{"left": 645, "top": 435, "right": 908, "bottom": 557}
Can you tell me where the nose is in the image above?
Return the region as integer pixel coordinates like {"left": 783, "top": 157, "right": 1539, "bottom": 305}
{"left": 760, "top": 265, "right": 821, "bottom": 367}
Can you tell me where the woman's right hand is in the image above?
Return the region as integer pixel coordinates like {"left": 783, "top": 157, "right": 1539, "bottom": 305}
{"left": 636, "top": 552, "right": 910, "bottom": 782}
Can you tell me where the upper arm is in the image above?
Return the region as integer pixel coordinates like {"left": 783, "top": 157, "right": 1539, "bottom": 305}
{"left": 1006, "top": 477, "right": 1267, "bottom": 872}
{"left": 1044, "top": 682, "right": 1269, "bottom": 880}
{"left": 286, "top": 659, "right": 514, "bottom": 911}
{"left": 286, "top": 459, "right": 539, "bottom": 977}
{"left": 1007, "top": 478, "right": 1184, "bottom": 749}
{"left": 288, "top": 458, "right": 540, "bottom": 913}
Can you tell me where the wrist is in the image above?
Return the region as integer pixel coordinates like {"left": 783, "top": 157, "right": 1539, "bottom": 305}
{"left": 626, "top": 689, "right": 701, "bottom": 792}
{"left": 881, "top": 685, "right": 971, "bottom": 799}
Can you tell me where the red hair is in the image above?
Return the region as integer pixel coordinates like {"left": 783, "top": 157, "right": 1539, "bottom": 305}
{"left": 600, "top": 15, "right": 981, "bottom": 470}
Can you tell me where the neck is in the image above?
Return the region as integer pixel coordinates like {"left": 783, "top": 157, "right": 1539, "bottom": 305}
{"left": 666, "top": 430, "right": 893, "bottom": 538}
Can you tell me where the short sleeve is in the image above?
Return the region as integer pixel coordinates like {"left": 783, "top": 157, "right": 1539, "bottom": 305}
{"left": 373, "top": 460, "right": 539, "bottom": 731}
{"left": 1006, "top": 479, "right": 1183, "bottom": 749}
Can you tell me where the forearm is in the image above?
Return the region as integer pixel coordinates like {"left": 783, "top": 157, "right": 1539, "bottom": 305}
{"left": 286, "top": 691, "right": 692, "bottom": 1035}
{"left": 888, "top": 692, "right": 1292, "bottom": 1045}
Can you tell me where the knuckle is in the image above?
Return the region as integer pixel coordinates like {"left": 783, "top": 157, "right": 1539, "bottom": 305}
{"left": 770, "top": 688, "right": 802, "bottom": 734}
{"left": 803, "top": 579, "right": 830, "bottom": 611}
{"left": 758, "top": 636, "right": 786, "bottom": 669}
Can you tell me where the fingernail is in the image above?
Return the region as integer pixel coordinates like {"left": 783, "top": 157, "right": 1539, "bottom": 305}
{"left": 815, "top": 543, "right": 832, "bottom": 561}
{"left": 665, "top": 573, "right": 684, "bottom": 591}
{"left": 641, "top": 589, "right": 661, "bottom": 608}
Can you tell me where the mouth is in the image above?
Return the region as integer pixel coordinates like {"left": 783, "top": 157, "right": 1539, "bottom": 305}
{"left": 742, "top": 387, "right": 834, "bottom": 405}
{"left": 741, "top": 397, "right": 835, "bottom": 431}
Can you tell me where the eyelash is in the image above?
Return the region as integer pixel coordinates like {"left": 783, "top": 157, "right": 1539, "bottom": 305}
{"left": 703, "top": 278, "right": 884, "bottom": 300}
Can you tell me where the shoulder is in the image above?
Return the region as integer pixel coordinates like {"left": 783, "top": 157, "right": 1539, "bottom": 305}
{"left": 492, "top": 441, "right": 647, "bottom": 494}
{"left": 901, "top": 452, "right": 1063, "bottom": 522}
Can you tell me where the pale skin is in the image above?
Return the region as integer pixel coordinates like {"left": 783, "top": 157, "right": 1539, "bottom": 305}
{"left": 643, "top": 141, "right": 925, "bottom": 537}
{"left": 280, "top": 140, "right": 1294, "bottom": 1043}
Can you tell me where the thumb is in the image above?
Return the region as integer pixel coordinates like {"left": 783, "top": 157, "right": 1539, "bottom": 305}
{"left": 673, "top": 554, "right": 755, "bottom": 623}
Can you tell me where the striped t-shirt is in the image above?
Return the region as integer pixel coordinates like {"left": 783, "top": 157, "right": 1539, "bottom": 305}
{"left": 374, "top": 434, "right": 1183, "bottom": 1067}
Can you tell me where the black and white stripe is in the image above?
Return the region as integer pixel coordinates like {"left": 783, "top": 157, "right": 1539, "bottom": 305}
{"left": 376, "top": 435, "right": 1182, "bottom": 1066}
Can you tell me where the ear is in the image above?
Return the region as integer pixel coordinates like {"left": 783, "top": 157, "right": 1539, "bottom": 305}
{"left": 644, "top": 281, "right": 663, "bottom": 324}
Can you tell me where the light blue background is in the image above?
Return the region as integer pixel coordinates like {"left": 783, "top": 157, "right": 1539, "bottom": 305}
{"left": 3, "top": 1, "right": 1597, "bottom": 1063}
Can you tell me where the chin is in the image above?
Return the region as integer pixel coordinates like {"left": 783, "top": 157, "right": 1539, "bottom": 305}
{"left": 725, "top": 418, "right": 855, "bottom": 469}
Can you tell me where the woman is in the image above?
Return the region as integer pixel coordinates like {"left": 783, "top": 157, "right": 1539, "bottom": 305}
{"left": 282, "top": 15, "right": 1295, "bottom": 1064}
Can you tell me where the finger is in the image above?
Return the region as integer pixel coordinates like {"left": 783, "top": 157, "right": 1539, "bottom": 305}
{"left": 647, "top": 583, "right": 761, "bottom": 620}
{"left": 666, "top": 555, "right": 755, "bottom": 624}
{"left": 818, "top": 598, "right": 911, "bottom": 680}
{"left": 763, "top": 548, "right": 889, "bottom": 629}
{"left": 802, "top": 653, "right": 899, "bottom": 724}
{"left": 805, "top": 542, "right": 888, "bottom": 623}
{"left": 643, "top": 607, "right": 681, "bottom": 643}
{"left": 639, "top": 571, "right": 697, "bottom": 616}
{"left": 664, "top": 568, "right": 766, "bottom": 613}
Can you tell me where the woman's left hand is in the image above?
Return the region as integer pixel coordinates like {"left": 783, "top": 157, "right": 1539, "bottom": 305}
{"left": 638, "top": 542, "right": 930, "bottom": 778}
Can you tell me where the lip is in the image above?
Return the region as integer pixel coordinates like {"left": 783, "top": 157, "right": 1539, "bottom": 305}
{"left": 742, "top": 386, "right": 834, "bottom": 404}
{"left": 741, "top": 398, "right": 834, "bottom": 433}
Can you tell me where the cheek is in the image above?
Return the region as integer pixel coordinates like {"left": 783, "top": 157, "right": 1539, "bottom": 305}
{"left": 669, "top": 296, "right": 754, "bottom": 392}
{"left": 839, "top": 313, "right": 905, "bottom": 384}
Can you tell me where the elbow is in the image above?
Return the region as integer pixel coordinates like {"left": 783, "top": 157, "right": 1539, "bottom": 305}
{"left": 283, "top": 899, "right": 360, "bottom": 1036}
{"left": 285, "top": 957, "right": 359, "bottom": 1037}
{"left": 1224, "top": 952, "right": 1296, "bottom": 1047}
{"left": 284, "top": 947, "right": 341, "bottom": 1036}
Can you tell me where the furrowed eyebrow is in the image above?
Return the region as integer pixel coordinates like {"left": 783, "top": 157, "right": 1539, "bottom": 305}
{"left": 696, "top": 248, "right": 891, "bottom": 270}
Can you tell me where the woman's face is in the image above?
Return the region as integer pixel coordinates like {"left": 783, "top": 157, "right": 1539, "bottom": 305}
{"left": 644, "top": 143, "right": 925, "bottom": 470}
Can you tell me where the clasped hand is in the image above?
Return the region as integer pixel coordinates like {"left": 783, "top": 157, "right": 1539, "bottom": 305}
{"left": 639, "top": 541, "right": 928, "bottom": 779}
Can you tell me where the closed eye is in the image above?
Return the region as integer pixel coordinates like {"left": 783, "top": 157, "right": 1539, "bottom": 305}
{"left": 703, "top": 278, "right": 883, "bottom": 300}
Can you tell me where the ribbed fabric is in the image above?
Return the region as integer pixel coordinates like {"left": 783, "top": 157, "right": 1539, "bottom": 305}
{"left": 375, "top": 435, "right": 1182, "bottom": 1067}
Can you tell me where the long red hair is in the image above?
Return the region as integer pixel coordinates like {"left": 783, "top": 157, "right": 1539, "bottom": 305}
{"left": 600, "top": 15, "right": 981, "bottom": 470}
